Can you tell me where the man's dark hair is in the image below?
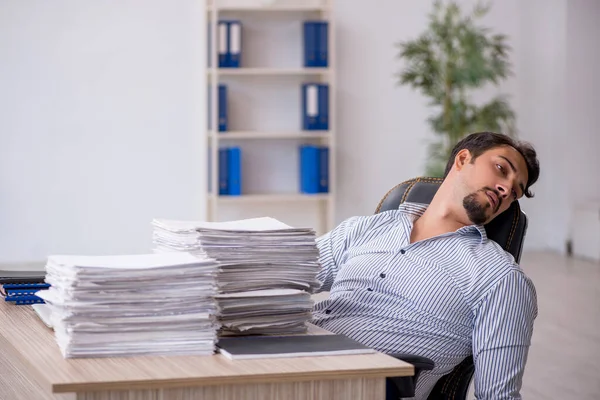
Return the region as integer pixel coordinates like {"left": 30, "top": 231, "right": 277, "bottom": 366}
{"left": 443, "top": 131, "right": 540, "bottom": 198}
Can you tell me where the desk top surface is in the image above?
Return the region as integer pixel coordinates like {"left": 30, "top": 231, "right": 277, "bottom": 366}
{"left": 0, "top": 301, "right": 413, "bottom": 393}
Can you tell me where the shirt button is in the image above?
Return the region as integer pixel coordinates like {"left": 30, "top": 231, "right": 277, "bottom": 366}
{"left": 400, "top": 249, "right": 406, "bottom": 254}
{"left": 325, "top": 309, "right": 331, "bottom": 314}
{"left": 367, "top": 288, "right": 373, "bottom": 291}
{"left": 380, "top": 273, "right": 386, "bottom": 278}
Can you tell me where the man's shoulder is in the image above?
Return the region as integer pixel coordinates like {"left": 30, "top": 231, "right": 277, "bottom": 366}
{"left": 340, "top": 209, "right": 404, "bottom": 235}
{"left": 473, "top": 239, "right": 536, "bottom": 295}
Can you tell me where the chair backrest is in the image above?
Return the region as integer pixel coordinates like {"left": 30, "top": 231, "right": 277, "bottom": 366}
{"left": 375, "top": 177, "right": 528, "bottom": 263}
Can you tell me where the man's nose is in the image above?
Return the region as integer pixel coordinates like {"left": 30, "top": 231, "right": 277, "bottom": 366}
{"left": 496, "top": 184, "right": 509, "bottom": 199}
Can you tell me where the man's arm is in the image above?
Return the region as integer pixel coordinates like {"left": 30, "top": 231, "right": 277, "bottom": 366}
{"left": 472, "top": 269, "right": 538, "bottom": 399}
{"left": 314, "top": 216, "right": 360, "bottom": 293}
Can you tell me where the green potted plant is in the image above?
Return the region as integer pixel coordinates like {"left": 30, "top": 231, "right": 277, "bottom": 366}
{"left": 396, "top": 0, "right": 516, "bottom": 177}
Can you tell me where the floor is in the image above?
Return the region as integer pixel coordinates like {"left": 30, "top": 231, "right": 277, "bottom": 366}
{"left": 517, "top": 251, "right": 600, "bottom": 400}
{"left": 4, "top": 251, "right": 600, "bottom": 399}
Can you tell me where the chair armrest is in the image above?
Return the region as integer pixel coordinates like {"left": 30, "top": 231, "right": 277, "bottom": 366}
{"left": 387, "top": 354, "right": 435, "bottom": 399}
{"left": 390, "top": 353, "right": 435, "bottom": 372}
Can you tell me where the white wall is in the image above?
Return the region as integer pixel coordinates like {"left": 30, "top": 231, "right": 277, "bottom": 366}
{"left": 333, "top": 0, "right": 599, "bottom": 254}
{"left": 565, "top": 0, "right": 600, "bottom": 237}
{"left": 0, "top": 1, "right": 207, "bottom": 263}
{"left": 513, "top": 0, "right": 568, "bottom": 251}
{"left": 2, "top": 0, "right": 598, "bottom": 263}
{"left": 332, "top": 1, "right": 524, "bottom": 223}
{"left": 334, "top": 1, "right": 432, "bottom": 221}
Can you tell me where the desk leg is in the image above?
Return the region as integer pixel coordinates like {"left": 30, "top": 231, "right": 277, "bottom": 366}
{"left": 75, "top": 378, "right": 386, "bottom": 400}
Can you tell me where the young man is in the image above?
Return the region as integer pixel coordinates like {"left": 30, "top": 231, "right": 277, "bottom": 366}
{"left": 311, "top": 132, "right": 540, "bottom": 400}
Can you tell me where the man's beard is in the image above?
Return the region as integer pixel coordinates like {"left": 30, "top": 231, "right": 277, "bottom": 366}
{"left": 463, "top": 189, "right": 493, "bottom": 225}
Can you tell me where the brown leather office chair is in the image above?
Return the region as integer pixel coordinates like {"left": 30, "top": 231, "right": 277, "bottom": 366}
{"left": 376, "top": 177, "right": 528, "bottom": 400}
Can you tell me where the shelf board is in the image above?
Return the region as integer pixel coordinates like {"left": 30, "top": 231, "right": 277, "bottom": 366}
{"left": 211, "top": 193, "right": 329, "bottom": 203}
{"left": 207, "top": 5, "right": 329, "bottom": 12}
{"left": 209, "top": 131, "right": 330, "bottom": 140}
{"left": 208, "top": 68, "right": 329, "bottom": 76}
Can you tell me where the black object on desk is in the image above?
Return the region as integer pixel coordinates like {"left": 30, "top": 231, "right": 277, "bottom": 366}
{"left": 0, "top": 270, "right": 46, "bottom": 284}
{"left": 217, "top": 334, "right": 376, "bottom": 360}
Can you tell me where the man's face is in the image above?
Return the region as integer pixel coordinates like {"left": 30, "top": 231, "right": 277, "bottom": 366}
{"left": 458, "top": 145, "right": 529, "bottom": 225}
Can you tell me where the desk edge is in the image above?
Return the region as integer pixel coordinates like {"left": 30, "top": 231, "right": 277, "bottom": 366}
{"left": 53, "top": 364, "right": 414, "bottom": 393}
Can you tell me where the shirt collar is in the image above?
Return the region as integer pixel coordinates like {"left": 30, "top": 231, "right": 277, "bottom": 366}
{"left": 397, "top": 202, "right": 488, "bottom": 243}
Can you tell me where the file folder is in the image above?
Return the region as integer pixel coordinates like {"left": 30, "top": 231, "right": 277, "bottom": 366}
{"left": 218, "top": 84, "right": 228, "bottom": 132}
{"left": 219, "top": 148, "right": 230, "bottom": 195}
{"left": 303, "top": 22, "right": 318, "bottom": 67}
{"left": 228, "top": 147, "right": 242, "bottom": 195}
{"left": 316, "top": 21, "right": 329, "bottom": 67}
{"left": 302, "top": 83, "right": 320, "bottom": 130}
{"left": 299, "top": 145, "right": 320, "bottom": 194}
{"left": 217, "top": 334, "right": 375, "bottom": 360}
{"left": 228, "top": 20, "right": 242, "bottom": 68}
{"left": 0, "top": 270, "right": 46, "bottom": 284}
{"left": 319, "top": 146, "right": 329, "bottom": 193}
{"left": 218, "top": 21, "right": 228, "bottom": 67}
{"left": 317, "top": 83, "right": 329, "bottom": 130}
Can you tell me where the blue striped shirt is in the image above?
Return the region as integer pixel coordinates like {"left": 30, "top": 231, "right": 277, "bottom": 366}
{"left": 311, "top": 202, "right": 537, "bottom": 400}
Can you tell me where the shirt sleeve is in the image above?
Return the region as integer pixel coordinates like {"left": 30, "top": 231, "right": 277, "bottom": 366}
{"left": 314, "top": 216, "right": 361, "bottom": 292}
{"left": 472, "top": 269, "right": 538, "bottom": 399}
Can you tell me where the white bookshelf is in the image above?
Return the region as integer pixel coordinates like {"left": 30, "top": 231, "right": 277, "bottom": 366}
{"left": 206, "top": 0, "right": 335, "bottom": 235}
{"left": 207, "top": 5, "right": 330, "bottom": 12}
{"left": 210, "top": 131, "right": 330, "bottom": 140}
{"left": 208, "top": 67, "right": 329, "bottom": 76}
{"left": 212, "top": 193, "right": 330, "bottom": 204}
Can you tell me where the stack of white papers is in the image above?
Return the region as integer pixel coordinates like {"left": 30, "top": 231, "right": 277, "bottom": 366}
{"left": 36, "top": 253, "right": 219, "bottom": 358}
{"left": 152, "top": 217, "right": 321, "bottom": 335}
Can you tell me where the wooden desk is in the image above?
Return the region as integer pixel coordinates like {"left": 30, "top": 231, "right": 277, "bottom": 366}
{"left": 0, "top": 302, "right": 413, "bottom": 400}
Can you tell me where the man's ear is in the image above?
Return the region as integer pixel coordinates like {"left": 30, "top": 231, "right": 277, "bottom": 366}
{"left": 454, "top": 149, "right": 472, "bottom": 171}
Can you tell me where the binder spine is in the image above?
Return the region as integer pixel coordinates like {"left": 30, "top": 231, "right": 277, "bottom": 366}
{"left": 303, "top": 22, "right": 318, "bottom": 67}
{"left": 218, "top": 84, "right": 228, "bottom": 132}
{"left": 229, "top": 21, "right": 242, "bottom": 68}
{"left": 319, "top": 146, "right": 329, "bottom": 193}
{"left": 302, "top": 83, "right": 320, "bottom": 130}
{"left": 218, "top": 21, "right": 229, "bottom": 67}
{"left": 228, "top": 147, "right": 242, "bottom": 195}
{"left": 316, "top": 21, "right": 329, "bottom": 67}
{"left": 318, "top": 83, "right": 329, "bottom": 130}
{"left": 219, "top": 148, "right": 230, "bottom": 195}
{"left": 299, "top": 145, "right": 320, "bottom": 194}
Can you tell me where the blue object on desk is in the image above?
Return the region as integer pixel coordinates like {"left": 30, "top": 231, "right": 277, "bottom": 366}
{"left": 3, "top": 283, "right": 50, "bottom": 290}
{"left": 2, "top": 282, "right": 50, "bottom": 306}
{"left": 5, "top": 288, "right": 42, "bottom": 296}
{"left": 4, "top": 295, "right": 45, "bottom": 305}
